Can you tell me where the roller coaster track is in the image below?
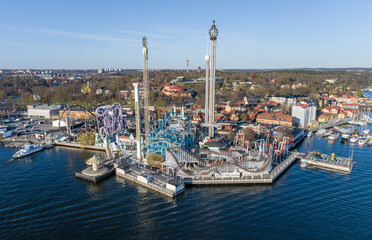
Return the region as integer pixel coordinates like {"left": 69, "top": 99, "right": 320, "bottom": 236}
{"left": 165, "top": 144, "right": 274, "bottom": 176}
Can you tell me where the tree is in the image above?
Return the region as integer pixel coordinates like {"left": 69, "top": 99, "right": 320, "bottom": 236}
{"left": 77, "top": 131, "right": 96, "bottom": 145}
{"left": 146, "top": 153, "right": 164, "bottom": 168}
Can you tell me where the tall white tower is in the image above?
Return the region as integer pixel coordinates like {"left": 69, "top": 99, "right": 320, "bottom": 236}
{"left": 133, "top": 83, "right": 142, "bottom": 160}
{"left": 204, "top": 55, "right": 210, "bottom": 124}
{"left": 187, "top": 58, "right": 189, "bottom": 73}
{"left": 208, "top": 19, "right": 218, "bottom": 138}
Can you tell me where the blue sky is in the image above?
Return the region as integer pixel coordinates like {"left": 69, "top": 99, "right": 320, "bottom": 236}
{"left": 1, "top": 0, "right": 372, "bottom": 69}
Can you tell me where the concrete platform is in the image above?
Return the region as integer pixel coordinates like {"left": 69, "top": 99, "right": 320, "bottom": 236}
{"left": 75, "top": 166, "right": 115, "bottom": 183}
{"left": 300, "top": 152, "right": 354, "bottom": 173}
{"left": 116, "top": 164, "right": 184, "bottom": 198}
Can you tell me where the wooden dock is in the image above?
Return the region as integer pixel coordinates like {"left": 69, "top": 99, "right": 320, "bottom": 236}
{"left": 183, "top": 152, "right": 303, "bottom": 185}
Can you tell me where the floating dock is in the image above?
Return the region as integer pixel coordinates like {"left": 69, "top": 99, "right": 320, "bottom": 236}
{"left": 299, "top": 151, "right": 354, "bottom": 173}
{"left": 183, "top": 152, "right": 303, "bottom": 185}
{"left": 116, "top": 163, "right": 185, "bottom": 198}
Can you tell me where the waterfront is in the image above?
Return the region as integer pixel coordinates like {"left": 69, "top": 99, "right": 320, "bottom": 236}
{"left": 1, "top": 125, "right": 372, "bottom": 239}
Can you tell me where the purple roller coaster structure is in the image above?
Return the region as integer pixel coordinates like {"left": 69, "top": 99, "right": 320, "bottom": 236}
{"left": 95, "top": 102, "right": 124, "bottom": 140}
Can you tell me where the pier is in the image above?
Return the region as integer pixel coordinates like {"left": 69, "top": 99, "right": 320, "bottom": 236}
{"left": 56, "top": 142, "right": 106, "bottom": 151}
{"left": 75, "top": 167, "right": 115, "bottom": 183}
{"left": 299, "top": 152, "right": 354, "bottom": 173}
{"left": 116, "top": 162, "right": 185, "bottom": 198}
{"left": 182, "top": 152, "right": 303, "bottom": 185}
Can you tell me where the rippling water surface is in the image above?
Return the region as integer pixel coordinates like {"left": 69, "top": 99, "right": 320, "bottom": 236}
{"left": 1, "top": 127, "right": 372, "bottom": 239}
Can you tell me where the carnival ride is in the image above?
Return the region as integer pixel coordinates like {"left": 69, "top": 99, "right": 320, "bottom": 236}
{"left": 95, "top": 102, "right": 124, "bottom": 141}
{"left": 162, "top": 130, "right": 291, "bottom": 177}
{"left": 146, "top": 112, "right": 206, "bottom": 157}
{"left": 58, "top": 105, "right": 96, "bottom": 140}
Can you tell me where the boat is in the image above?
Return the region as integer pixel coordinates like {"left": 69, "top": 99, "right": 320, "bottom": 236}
{"left": 323, "top": 130, "right": 332, "bottom": 137}
{"left": 328, "top": 131, "right": 340, "bottom": 141}
{"left": 358, "top": 135, "right": 367, "bottom": 146}
{"left": 350, "top": 135, "right": 359, "bottom": 143}
{"left": 13, "top": 145, "right": 44, "bottom": 158}
{"left": 341, "top": 132, "right": 351, "bottom": 142}
{"left": 368, "top": 140, "right": 372, "bottom": 146}
{"left": 363, "top": 129, "right": 370, "bottom": 135}
{"left": 316, "top": 129, "right": 326, "bottom": 136}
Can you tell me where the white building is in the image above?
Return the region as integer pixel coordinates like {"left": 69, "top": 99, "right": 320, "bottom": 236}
{"left": 269, "top": 96, "right": 297, "bottom": 108}
{"left": 325, "top": 78, "right": 338, "bottom": 84}
{"left": 291, "top": 102, "right": 316, "bottom": 127}
{"left": 27, "top": 104, "right": 64, "bottom": 119}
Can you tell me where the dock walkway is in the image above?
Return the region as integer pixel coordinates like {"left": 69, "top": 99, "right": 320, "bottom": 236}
{"left": 56, "top": 142, "right": 106, "bottom": 151}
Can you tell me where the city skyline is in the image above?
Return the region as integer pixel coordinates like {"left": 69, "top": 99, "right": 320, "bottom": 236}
{"left": 1, "top": 0, "right": 372, "bottom": 69}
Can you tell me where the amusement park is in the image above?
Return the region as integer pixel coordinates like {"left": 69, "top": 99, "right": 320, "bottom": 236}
{"left": 4, "top": 17, "right": 357, "bottom": 199}
{"left": 69, "top": 20, "right": 304, "bottom": 197}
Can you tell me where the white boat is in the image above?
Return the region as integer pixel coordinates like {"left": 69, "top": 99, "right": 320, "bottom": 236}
{"left": 13, "top": 145, "right": 44, "bottom": 158}
{"left": 323, "top": 130, "right": 332, "bottom": 137}
{"left": 358, "top": 135, "right": 367, "bottom": 146}
{"left": 363, "top": 129, "right": 370, "bottom": 135}
{"left": 328, "top": 131, "right": 340, "bottom": 141}
{"left": 367, "top": 134, "right": 372, "bottom": 141}
{"left": 350, "top": 135, "right": 359, "bottom": 143}
{"left": 316, "top": 129, "right": 326, "bottom": 136}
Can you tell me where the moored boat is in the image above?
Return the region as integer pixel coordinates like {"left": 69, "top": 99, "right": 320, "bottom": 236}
{"left": 358, "top": 135, "right": 367, "bottom": 146}
{"left": 328, "top": 131, "right": 340, "bottom": 141}
{"left": 350, "top": 135, "right": 359, "bottom": 143}
{"left": 13, "top": 145, "right": 44, "bottom": 159}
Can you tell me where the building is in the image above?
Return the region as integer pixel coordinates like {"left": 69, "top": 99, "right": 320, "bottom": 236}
{"left": 321, "top": 106, "right": 340, "bottom": 114}
{"left": 27, "top": 104, "right": 64, "bottom": 119}
{"left": 336, "top": 94, "right": 358, "bottom": 104}
{"left": 256, "top": 112, "right": 293, "bottom": 127}
{"left": 325, "top": 78, "right": 338, "bottom": 84}
{"left": 269, "top": 96, "right": 297, "bottom": 108}
{"left": 162, "top": 85, "right": 192, "bottom": 97}
{"left": 339, "top": 103, "right": 359, "bottom": 111}
{"left": 318, "top": 113, "right": 335, "bottom": 123}
{"left": 119, "top": 90, "right": 130, "bottom": 99}
{"left": 291, "top": 103, "right": 317, "bottom": 127}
